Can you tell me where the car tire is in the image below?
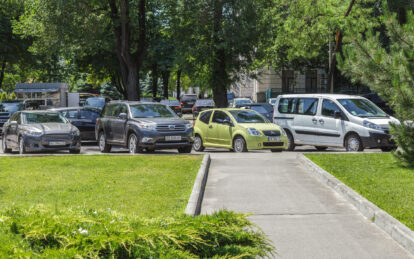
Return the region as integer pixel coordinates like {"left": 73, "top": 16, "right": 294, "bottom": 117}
{"left": 233, "top": 136, "right": 247, "bottom": 153}
{"left": 1, "top": 134, "right": 12, "bottom": 153}
{"left": 193, "top": 134, "right": 205, "bottom": 152}
{"left": 271, "top": 149, "right": 283, "bottom": 153}
{"left": 178, "top": 146, "right": 192, "bottom": 153}
{"left": 381, "top": 147, "right": 397, "bottom": 152}
{"left": 128, "top": 133, "right": 142, "bottom": 154}
{"left": 286, "top": 130, "right": 295, "bottom": 151}
{"left": 69, "top": 149, "right": 81, "bottom": 154}
{"left": 19, "top": 136, "right": 27, "bottom": 155}
{"left": 345, "top": 133, "right": 364, "bottom": 152}
{"left": 315, "top": 146, "right": 328, "bottom": 151}
{"left": 98, "top": 131, "right": 112, "bottom": 153}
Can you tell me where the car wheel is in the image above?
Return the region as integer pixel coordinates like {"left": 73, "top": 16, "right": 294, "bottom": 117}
{"left": 1, "top": 134, "right": 12, "bottom": 153}
{"left": 69, "top": 149, "right": 81, "bottom": 154}
{"left": 233, "top": 136, "right": 247, "bottom": 153}
{"left": 381, "top": 147, "right": 397, "bottom": 152}
{"left": 193, "top": 135, "right": 205, "bottom": 152}
{"left": 345, "top": 134, "right": 364, "bottom": 152}
{"left": 99, "top": 131, "right": 112, "bottom": 153}
{"left": 128, "top": 133, "right": 141, "bottom": 154}
{"left": 271, "top": 149, "right": 283, "bottom": 153}
{"left": 286, "top": 130, "right": 295, "bottom": 151}
{"left": 178, "top": 146, "right": 192, "bottom": 153}
{"left": 315, "top": 146, "right": 328, "bottom": 151}
{"left": 19, "top": 137, "right": 27, "bottom": 155}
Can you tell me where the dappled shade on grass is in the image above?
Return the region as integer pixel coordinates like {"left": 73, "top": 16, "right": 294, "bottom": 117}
{"left": 306, "top": 153, "right": 414, "bottom": 230}
{"left": 0, "top": 155, "right": 202, "bottom": 217}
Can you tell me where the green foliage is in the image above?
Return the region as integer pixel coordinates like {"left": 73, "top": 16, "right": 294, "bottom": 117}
{"left": 0, "top": 91, "right": 16, "bottom": 102}
{"left": 339, "top": 7, "right": 414, "bottom": 166}
{"left": 306, "top": 153, "right": 414, "bottom": 230}
{"left": 0, "top": 208, "right": 274, "bottom": 258}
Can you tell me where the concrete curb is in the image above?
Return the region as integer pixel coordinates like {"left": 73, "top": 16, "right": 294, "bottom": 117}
{"left": 297, "top": 153, "right": 414, "bottom": 255}
{"left": 185, "top": 154, "right": 211, "bottom": 216}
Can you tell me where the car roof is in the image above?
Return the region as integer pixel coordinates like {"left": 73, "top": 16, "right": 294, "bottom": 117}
{"left": 277, "top": 93, "right": 363, "bottom": 99}
{"left": 20, "top": 110, "right": 60, "bottom": 114}
{"left": 107, "top": 100, "right": 163, "bottom": 105}
{"left": 50, "top": 107, "right": 100, "bottom": 111}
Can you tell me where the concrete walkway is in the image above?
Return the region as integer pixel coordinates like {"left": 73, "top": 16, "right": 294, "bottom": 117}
{"left": 201, "top": 152, "right": 413, "bottom": 259}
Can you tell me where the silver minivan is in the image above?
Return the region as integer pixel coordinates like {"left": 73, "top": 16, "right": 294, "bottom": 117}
{"left": 272, "top": 94, "right": 399, "bottom": 152}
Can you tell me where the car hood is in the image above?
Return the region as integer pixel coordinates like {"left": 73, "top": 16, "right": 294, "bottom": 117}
{"left": 131, "top": 117, "right": 189, "bottom": 125}
{"left": 238, "top": 123, "right": 281, "bottom": 131}
{"left": 364, "top": 117, "right": 400, "bottom": 129}
{"left": 24, "top": 123, "right": 77, "bottom": 134}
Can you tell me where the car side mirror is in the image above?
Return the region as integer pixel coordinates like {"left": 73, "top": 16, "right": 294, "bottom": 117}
{"left": 119, "top": 113, "right": 128, "bottom": 120}
{"left": 223, "top": 118, "right": 233, "bottom": 126}
{"left": 334, "top": 111, "right": 342, "bottom": 120}
{"left": 177, "top": 112, "right": 183, "bottom": 118}
{"left": 9, "top": 121, "right": 18, "bottom": 126}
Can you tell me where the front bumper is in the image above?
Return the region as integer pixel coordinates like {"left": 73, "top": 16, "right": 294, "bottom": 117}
{"left": 23, "top": 135, "right": 81, "bottom": 152}
{"left": 246, "top": 135, "right": 288, "bottom": 150}
{"left": 361, "top": 131, "right": 397, "bottom": 149}
{"left": 138, "top": 130, "right": 194, "bottom": 150}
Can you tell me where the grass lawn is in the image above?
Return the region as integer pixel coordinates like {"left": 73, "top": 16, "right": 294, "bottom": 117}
{"left": 0, "top": 155, "right": 202, "bottom": 217}
{"left": 306, "top": 153, "right": 414, "bottom": 230}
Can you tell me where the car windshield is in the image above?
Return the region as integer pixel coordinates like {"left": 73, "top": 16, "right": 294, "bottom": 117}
{"left": 249, "top": 106, "right": 268, "bottom": 114}
{"left": 85, "top": 98, "right": 105, "bottom": 108}
{"left": 235, "top": 99, "right": 252, "bottom": 105}
{"left": 0, "top": 102, "right": 23, "bottom": 113}
{"left": 22, "top": 113, "right": 68, "bottom": 124}
{"left": 229, "top": 110, "right": 266, "bottom": 123}
{"left": 160, "top": 100, "right": 180, "bottom": 106}
{"left": 130, "top": 104, "right": 177, "bottom": 118}
{"left": 338, "top": 98, "right": 388, "bottom": 118}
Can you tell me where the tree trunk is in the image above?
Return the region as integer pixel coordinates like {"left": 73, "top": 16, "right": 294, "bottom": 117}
{"left": 176, "top": 70, "right": 181, "bottom": 100}
{"left": 162, "top": 70, "right": 170, "bottom": 99}
{"left": 211, "top": 0, "right": 228, "bottom": 108}
{"left": 0, "top": 59, "right": 6, "bottom": 90}
{"left": 152, "top": 64, "right": 158, "bottom": 98}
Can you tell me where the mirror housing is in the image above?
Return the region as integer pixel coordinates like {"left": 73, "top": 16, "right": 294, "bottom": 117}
{"left": 334, "top": 111, "right": 342, "bottom": 120}
{"left": 223, "top": 118, "right": 233, "bottom": 126}
{"left": 119, "top": 113, "right": 128, "bottom": 120}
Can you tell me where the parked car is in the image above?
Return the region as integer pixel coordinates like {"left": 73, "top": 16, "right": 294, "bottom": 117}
{"left": 84, "top": 97, "right": 111, "bottom": 110}
{"left": 268, "top": 98, "right": 278, "bottom": 105}
{"left": 0, "top": 101, "right": 24, "bottom": 134}
{"left": 228, "top": 98, "right": 253, "bottom": 108}
{"left": 160, "top": 99, "right": 182, "bottom": 116}
{"left": 95, "top": 101, "right": 194, "bottom": 154}
{"left": 227, "top": 92, "right": 235, "bottom": 103}
{"left": 79, "top": 93, "right": 98, "bottom": 106}
{"left": 1, "top": 111, "right": 81, "bottom": 154}
{"left": 273, "top": 94, "right": 400, "bottom": 152}
{"left": 23, "top": 99, "right": 53, "bottom": 110}
{"left": 193, "top": 99, "right": 215, "bottom": 118}
{"left": 180, "top": 94, "right": 198, "bottom": 113}
{"left": 193, "top": 108, "right": 287, "bottom": 153}
{"left": 240, "top": 103, "right": 273, "bottom": 122}
{"left": 50, "top": 107, "right": 101, "bottom": 141}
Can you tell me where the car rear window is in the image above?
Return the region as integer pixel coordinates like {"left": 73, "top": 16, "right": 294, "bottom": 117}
{"left": 161, "top": 100, "right": 180, "bottom": 106}
{"left": 195, "top": 99, "right": 214, "bottom": 106}
{"left": 182, "top": 95, "right": 198, "bottom": 101}
{"left": 278, "top": 98, "right": 296, "bottom": 114}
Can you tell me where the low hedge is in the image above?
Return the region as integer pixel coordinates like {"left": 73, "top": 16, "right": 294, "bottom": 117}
{"left": 0, "top": 207, "right": 274, "bottom": 258}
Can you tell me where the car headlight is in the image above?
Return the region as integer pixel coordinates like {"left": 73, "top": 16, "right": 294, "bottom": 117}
{"left": 23, "top": 129, "right": 43, "bottom": 136}
{"left": 247, "top": 128, "right": 261, "bottom": 136}
{"left": 363, "top": 120, "right": 383, "bottom": 131}
{"left": 71, "top": 129, "right": 80, "bottom": 136}
{"left": 280, "top": 128, "right": 287, "bottom": 136}
{"left": 185, "top": 123, "right": 193, "bottom": 130}
{"left": 137, "top": 122, "right": 156, "bottom": 131}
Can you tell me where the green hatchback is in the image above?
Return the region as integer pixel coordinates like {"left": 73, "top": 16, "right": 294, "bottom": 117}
{"left": 193, "top": 108, "right": 288, "bottom": 152}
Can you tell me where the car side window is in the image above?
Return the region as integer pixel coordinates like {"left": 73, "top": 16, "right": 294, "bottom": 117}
{"left": 278, "top": 98, "right": 297, "bottom": 114}
{"left": 103, "top": 105, "right": 115, "bottom": 117}
{"left": 322, "top": 99, "right": 341, "bottom": 117}
{"left": 62, "top": 110, "right": 79, "bottom": 119}
{"left": 297, "top": 98, "right": 318, "bottom": 115}
{"left": 119, "top": 105, "right": 128, "bottom": 115}
{"left": 80, "top": 110, "right": 100, "bottom": 120}
{"left": 10, "top": 112, "right": 19, "bottom": 122}
{"left": 199, "top": 111, "right": 212, "bottom": 124}
{"left": 212, "top": 111, "right": 230, "bottom": 124}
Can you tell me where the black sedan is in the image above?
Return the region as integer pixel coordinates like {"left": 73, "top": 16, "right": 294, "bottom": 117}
{"left": 50, "top": 107, "right": 101, "bottom": 141}
{"left": 1, "top": 111, "right": 81, "bottom": 154}
{"left": 240, "top": 103, "right": 274, "bottom": 122}
{"left": 160, "top": 99, "right": 182, "bottom": 116}
{"left": 193, "top": 99, "right": 215, "bottom": 118}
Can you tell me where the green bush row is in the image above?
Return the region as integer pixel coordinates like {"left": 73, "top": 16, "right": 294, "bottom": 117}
{"left": 0, "top": 207, "right": 274, "bottom": 258}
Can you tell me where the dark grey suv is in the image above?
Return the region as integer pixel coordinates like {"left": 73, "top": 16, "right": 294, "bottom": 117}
{"left": 95, "top": 101, "right": 194, "bottom": 154}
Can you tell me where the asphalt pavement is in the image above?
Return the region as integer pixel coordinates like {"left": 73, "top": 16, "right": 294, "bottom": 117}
{"left": 200, "top": 152, "right": 413, "bottom": 259}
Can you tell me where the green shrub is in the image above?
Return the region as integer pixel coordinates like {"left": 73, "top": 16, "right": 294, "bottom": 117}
{"left": 0, "top": 207, "right": 274, "bottom": 258}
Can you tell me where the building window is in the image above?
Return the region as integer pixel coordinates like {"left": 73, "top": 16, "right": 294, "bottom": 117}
{"left": 282, "top": 70, "right": 295, "bottom": 93}
{"left": 305, "top": 70, "right": 318, "bottom": 93}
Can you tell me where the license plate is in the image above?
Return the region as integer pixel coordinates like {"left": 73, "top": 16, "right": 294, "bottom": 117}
{"left": 165, "top": 136, "right": 181, "bottom": 141}
{"left": 49, "top": 141, "right": 66, "bottom": 146}
{"left": 268, "top": 136, "right": 280, "bottom": 142}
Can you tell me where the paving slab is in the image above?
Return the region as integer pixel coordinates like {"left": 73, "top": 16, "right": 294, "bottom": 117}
{"left": 201, "top": 152, "right": 413, "bottom": 259}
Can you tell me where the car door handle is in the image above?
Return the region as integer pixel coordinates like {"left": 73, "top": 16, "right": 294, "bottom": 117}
{"left": 209, "top": 125, "right": 213, "bottom": 129}
{"left": 319, "top": 119, "right": 324, "bottom": 124}
{"left": 312, "top": 118, "right": 317, "bottom": 123}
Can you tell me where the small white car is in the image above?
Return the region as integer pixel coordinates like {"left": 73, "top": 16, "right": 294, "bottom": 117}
{"left": 273, "top": 94, "right": 399, "bottom": 152}
{"left": 228, "top": 98, "right": 253, "bottom": 108}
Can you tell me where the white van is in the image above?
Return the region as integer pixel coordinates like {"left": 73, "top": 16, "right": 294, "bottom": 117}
{"left": 273, "top": 94, "right": 399, "bottom": 152}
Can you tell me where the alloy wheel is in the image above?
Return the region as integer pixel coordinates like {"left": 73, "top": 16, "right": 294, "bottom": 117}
{"left": 19, "top": 138, "right": 24, "bottom": 155}
{"left": 99, "top": 133, "right": 106, "bottom": 152}
{"left": 234, "top": 138, "right": 245, "bottom": 153}
{"left": 129, "top": 134, "right": 137, "bottom": 154}
{"left": 347, "top": 138, "right": 360, "bottom": 152}
{"left": 193, "top": 136, "right": 202, "bottom": 150}
{"left": 2, "top": 135, "right": 6, "bottom": 151}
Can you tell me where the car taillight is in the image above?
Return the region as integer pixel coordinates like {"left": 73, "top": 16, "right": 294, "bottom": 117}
{"left": 193, "top": 106, "right": 197, "bottom": 111}
{"left": 180, "top": 101, "right": 184, "bottom": 106}
{"left": 175, "top": 106, "right": 181, "bottom": 109}
{"left": 95, "top": 118, "right": 99, "bottom": 124}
